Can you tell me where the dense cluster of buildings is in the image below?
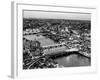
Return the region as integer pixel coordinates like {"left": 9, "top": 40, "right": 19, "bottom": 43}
{"left": 23, "top": 18, "right": 91, "bottom": 69}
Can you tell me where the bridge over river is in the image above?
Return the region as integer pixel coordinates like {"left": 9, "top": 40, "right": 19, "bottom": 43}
{"left": 24, "top": 34, "right": 91, "bottom": 59}
{"left": 42, "top": 43, "right": 90, "bottom": 59}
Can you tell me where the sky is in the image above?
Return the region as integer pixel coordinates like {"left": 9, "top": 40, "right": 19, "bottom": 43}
{"left": 23, "top": 10, "right": 91, "bottom": 20}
